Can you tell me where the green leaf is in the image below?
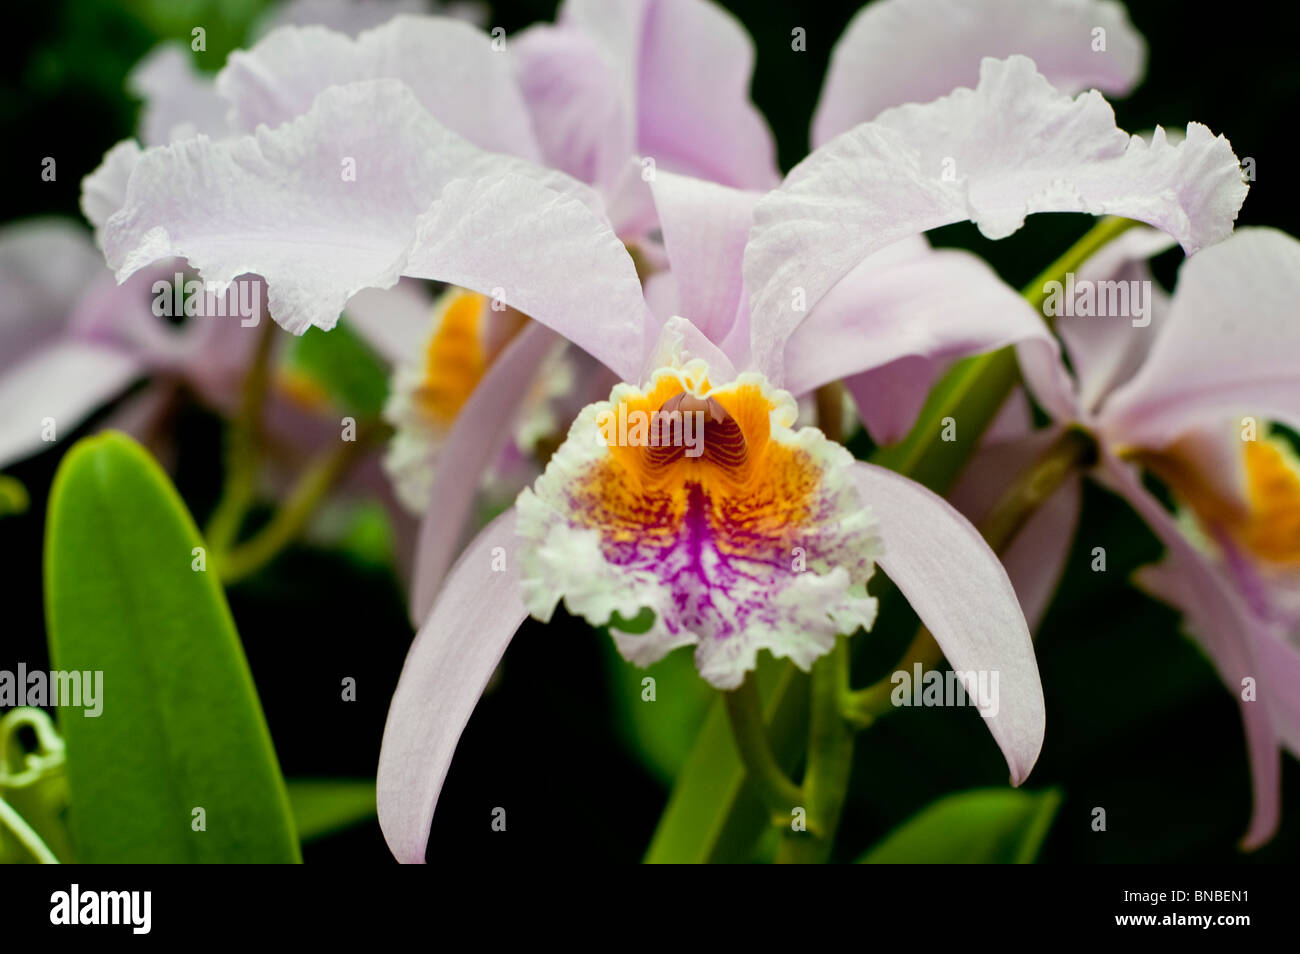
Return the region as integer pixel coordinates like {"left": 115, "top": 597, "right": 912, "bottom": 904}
{"left": 286, "top": 780, "right": 377, "bottom": 843}
{"left": 44, "top": 431, "right": 300, "bottom": 863}
{"left": 282, "top": 318, "right": 391, "bottom": 419}
{"left": 857, "top": 788, "right": 1062, "bottom": 864}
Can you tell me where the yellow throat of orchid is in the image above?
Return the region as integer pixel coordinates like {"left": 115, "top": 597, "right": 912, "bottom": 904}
{"left": 414, "top": 289, "right": 489, "bottom": 426}
{"left": 584, "top": 364, "right": 825, "bottom": 546}
{"left": 1235, "top": 437, "right": 1300, "bottom": 565}
{"left": 516, "top": 358, "right": 882, "bottom": 690}
{"left": 1149, "top": 432, "right": 1300, "bottom": 567}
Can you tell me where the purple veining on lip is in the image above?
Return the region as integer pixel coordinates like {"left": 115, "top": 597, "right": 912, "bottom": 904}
{"left": 557, "top": 449, "right": 875, "bottom": 644}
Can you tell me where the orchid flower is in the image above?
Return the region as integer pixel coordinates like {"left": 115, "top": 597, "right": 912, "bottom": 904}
{"left": 376, "top": 284, "right": 579, "bottom": 513}
{"left": 990, "top": 225, "right": 1300, "bottom": 848}
{"left": 396, "top": 0, "right": 1153, "bottom": 604}
{"left": 85, "top": 0, "right": 1247, "bottom": 853}
{"left": 0, "top": 220, "right": 260, "bottom": 472}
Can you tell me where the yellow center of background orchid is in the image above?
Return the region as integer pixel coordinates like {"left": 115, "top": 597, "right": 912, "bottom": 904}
{"left": 414, "top": 289, "right": 488, "bottom": 426}
{"left": 1236, "top": 438, "right": 1300, "bottom": 565}
{"left": 1151, "top": 432, "right": 1300, "bottom": 566}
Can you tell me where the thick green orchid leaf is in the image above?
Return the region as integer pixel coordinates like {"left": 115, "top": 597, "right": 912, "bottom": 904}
{"left": 858, "top": 788, "right": 1062, "bottom": 864}
{"left": 44, "top": 431, "right": 300, "bottom": 863}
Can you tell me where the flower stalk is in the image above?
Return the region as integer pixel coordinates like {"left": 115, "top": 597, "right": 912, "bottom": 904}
{"left": 205, "top": 319, "right": 277, "bottom": 555}
{"left": 777, "top": 637, "right": 854, "bottom": 863}
{"left": 723, "top": 675, "right": 805, "bottom": 823}
{"left": 218, "top": 425, "right": 375, "bottom": 585}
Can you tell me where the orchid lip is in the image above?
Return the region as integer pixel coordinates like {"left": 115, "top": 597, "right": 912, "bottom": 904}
{"left": 643, "top": 392, "right": 748, "bottom": 474}
{"left": 517, "top": 362, "right": 881, "bottom": 689}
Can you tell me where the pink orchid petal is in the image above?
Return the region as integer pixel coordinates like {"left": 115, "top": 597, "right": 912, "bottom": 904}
{"left": 0, "top": 341, "right": 141, "bottom": 468}
{"left": 984, "top": 386, "right": 1034, "bottom": 443}
{"left": 1245, "top": 619, "right": 1300, "bottom": 761}
{"left": 409, "top": 321, "right": 559, "bottom": 624}
{"left": 1132, "top": 561, "right": 1281, "bottom": 851}
{"left": 513, "top": 22, "right": 634, "bottom": 194}
{"left": 745, "top": 55, "right": 1247, "bottom": 378}
{"left": 813, "top": 0, "right": 1146, "bottom": 146}
{"left": 999, "top": 475, "right": 1081, "bottom": 634}
{"left": 633, "top": 0, "right": 779, "bottom": 189}
{"left": 0, "top": 220, "right": 106, "bottom": 365}
{"left": 846, "top": 355, "right": 948, "bottom": 447}
{"left": 81, "top": 141, "right": 142, "bottom": 238}
{"left": 639, "top": 315, "right": 737, "bottom": 386}
{"left": 647, "top": 171, "right": 757, "bottom": 347}
{"left": 378, "top": 511, "right": 525, "bottom": 864}
{"left": 783, "top": 243, "right": 1049, "bottom": 400}
{"left": 640, "top": 270, "right": 677, "bottom": 330}
{"left": 851, "top": 461, "right": 1045, "bottom": 784}
{"left": 551, "top": 0, "right": 778, "bottom": 188}
{"left": 98, "top": 79, "right": 649, "bottom": 381}
{"left": 1054, "top": 227, "right": 1175, "bottom": 415}
{"left": 1100, "top": 455, "right": 1280, "bottom": 848}
{"left": 255, "top": 0, "right": 456, "bottom": 39}
{"left": 343, "top": 280, "right": 435, "bottom": 367}
{"left": 403, "top": 164, "right": 645, "bottom": 380}
{"left": 1099, "top": 228, "right": 1300, "bottom": 449}
{"left": 1016, "top": 336, "right": 1087, "bottom": 427}
{"left": 218, "top": 16, "right": 540, "bottom": 159}
{"left": 130, "top": 44, "right": 232, "bottom": 146}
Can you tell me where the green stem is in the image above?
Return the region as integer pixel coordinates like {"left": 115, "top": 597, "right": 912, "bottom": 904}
{"left": 981, "top": 427, "right": 1097, "bottom": 552}
{"left": 1023, "top": 215, "right": 1139, "bottom": 311}
{"left": 723, "top": 675, "right": 805, "bottom": 822}
{"left": 0, "top": 795, "right": 59, "bottom": 864}
{"left": 218, "top": 431, "right": 369, "bottom": 585}
{"left": 778, "top": 638, "right": 853, "bottom": 863}
{"left": 206, "top": 320, "right": 277, "bottom": 553}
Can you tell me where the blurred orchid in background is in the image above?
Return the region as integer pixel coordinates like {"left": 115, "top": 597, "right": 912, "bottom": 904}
{"left": 997, "top": 226, "right": 1300, "bottom": 847}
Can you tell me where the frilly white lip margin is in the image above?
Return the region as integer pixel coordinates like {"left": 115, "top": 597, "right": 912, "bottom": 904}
{"left": 515, "top": 361, "right": 882, "bottom": 689}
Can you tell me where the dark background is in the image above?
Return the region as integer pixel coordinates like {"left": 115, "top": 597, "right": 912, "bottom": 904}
{"left": 2, "top": 0, "right": 1298, "bottom": 863}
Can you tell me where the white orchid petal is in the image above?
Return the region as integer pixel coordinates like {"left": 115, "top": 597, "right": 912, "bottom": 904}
{"left": 814, "top": 0, "right": 1146, "bottom": 145}
{"left": 97, "top": 79, "right": 648, "bottom": 380}
{"left": 745, "top": 55, "right": 1247, "bottom": 377}
{"left": 377, "top": 511, "right": 525, "bottom": 864}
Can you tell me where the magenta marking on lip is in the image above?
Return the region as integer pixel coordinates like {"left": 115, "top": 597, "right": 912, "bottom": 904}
{"left": 558, "top": 453, "right": 872, "bottom": 645}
